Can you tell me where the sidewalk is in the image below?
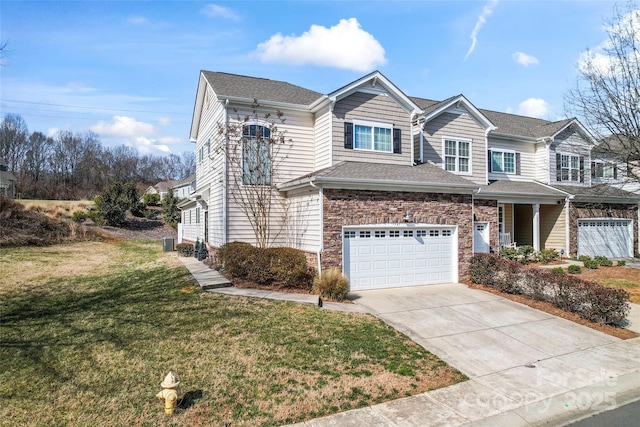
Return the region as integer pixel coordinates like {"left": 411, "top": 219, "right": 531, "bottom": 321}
{"left": 177, "top": 256, "right": 367, "bottom": 313}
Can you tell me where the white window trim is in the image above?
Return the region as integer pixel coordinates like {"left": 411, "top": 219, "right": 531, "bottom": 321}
{"left": 242, "top": 122, "right": 272, "bottom": 186}
{"left": 591, "top": 160, "right": 615, "bottom": 180}
{"left": 490, "top": 148, "right": 516, "bottom": 175}
{"left": 442, "top": 136, "right": 473, "bottom": 175}
{"left": 560, "top": 152, "right": 581, "bottom": 182}
{"left": 352, "top": 118, "right": 393, "bottom": 153}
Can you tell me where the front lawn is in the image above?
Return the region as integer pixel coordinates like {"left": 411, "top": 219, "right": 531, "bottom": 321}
{"left": 573, "top": 265, "right": 640, "bottom": 304}
{"left": 0, "top": 241, "right": 465, "bottom": 426}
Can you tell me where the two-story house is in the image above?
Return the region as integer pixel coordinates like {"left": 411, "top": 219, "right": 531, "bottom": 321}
{"left": 180, "top": 70, "right": 639, "bottom": 291}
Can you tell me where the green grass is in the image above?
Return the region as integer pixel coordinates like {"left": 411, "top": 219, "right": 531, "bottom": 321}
{"left": 0, "top": 241, "right": 465, "bottom": 426}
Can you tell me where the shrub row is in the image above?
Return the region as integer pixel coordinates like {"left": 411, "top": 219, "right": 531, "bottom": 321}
{"left": 499, "top": 246, "right": 560, "bottom": 265}
{"left": 216, "top": 242, "right": 312, "bottom": 290}
{"left": 470, "top": 254, "right": 630, "bottom": 325}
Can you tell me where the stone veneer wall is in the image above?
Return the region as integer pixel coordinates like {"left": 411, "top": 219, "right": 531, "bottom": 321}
{"left": 568, "top": 202, "right": 638, "bottom": 257}
{"left": 473, "top": 199, "right": 499, "bottom": 253}
{"left": 322, "top": 189, "right": 474, "bottom": 277}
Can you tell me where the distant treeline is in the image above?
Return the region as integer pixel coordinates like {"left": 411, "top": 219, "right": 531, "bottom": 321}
{"left": 0, "top": 113, "right": 195, "bottom": 200}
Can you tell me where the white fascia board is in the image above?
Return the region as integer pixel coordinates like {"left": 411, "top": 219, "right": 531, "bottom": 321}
{"left": 490, "top": 132, "right": 541, "bottom": 143}
{"left": 315, "top": 177, "right": 478, "bottom": 193}
{"left": 328, "top": 71, "right": 422, "bottom": 115}
{"left": 189, "top": 74, "right": 208, "bottom": 141}
{"left": 551, "top": 119, "right": 597, "bottom": 144}
{"left": 423, "top": 95, "right": 496, "bottom": 132}
{"left": 217, "top": 95, "right": 315, "bottom": 113}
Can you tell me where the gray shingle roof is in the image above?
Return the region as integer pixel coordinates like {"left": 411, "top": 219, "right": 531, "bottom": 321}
{"left": 552, "top": 184, "right": 640, "bottom": 202}
{"left": 479, "top": 180, "right": 568, "bottom": 197}
{"left": 279, "top": 161, "right": 477, "bottom": 190}
{"left": 480, "top": 110, "right": 572, "bottom": 139}
{"left": 201, "top": 71, "right": 578, "bottom": 140}
{"left": 202, "top": 71, "right": 323, "bottom": 106}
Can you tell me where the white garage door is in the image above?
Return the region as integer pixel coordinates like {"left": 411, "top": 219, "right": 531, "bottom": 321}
{"left": 578, "top": 219, "right": 633, "bottom": 258}
{"left": 343, "top": 226, "right": 457, "bottom": 291}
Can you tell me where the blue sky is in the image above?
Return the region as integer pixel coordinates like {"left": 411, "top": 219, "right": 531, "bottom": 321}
{"left": 0, "top": 0, "right": 620, "bottom": 156}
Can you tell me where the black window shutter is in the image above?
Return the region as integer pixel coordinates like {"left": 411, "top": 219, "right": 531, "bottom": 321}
{"left": 488, "top": 150, "right": 492, "bottom": 172}
{"left": 591, "top": 162, "right": 596, "bottom": 178}
{"left": 614, "top": 165, "right": 618, "bottom": 179}
{"left": 579, "top": 156, "right": 585, "bottom": 183}
{"left": 344, "top": 122, "right": 353, "bottom": 149}
{"left": 556, "top": 153, "right": 562, "bottom": 181}
{"left": 393, "top": 128, "right": 402, "bottom": 154}
{"left": 515, "top": 153, "right": 521, "bottom": 175}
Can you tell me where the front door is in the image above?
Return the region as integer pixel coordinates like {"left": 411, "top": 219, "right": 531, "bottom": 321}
{"left": 473, "top": 222, "right": 490, "bottom": 253}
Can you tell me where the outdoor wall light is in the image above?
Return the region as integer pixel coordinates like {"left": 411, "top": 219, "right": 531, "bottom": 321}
{"left": 403, "top": 212, "right": 412, "bottom": 222}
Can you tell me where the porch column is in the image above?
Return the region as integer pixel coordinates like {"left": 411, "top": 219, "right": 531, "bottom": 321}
{"left": 532, "top": 203, "right": 540, "bottom": 251}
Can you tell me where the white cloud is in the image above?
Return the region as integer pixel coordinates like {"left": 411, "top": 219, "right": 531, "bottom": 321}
{"left": 47, "top": 127, "right": 59, "bottom": 137}
{"left": 202, "top": 4, "right": 239, "bottom": 20}
{"left": 578, "top": 9, "right": 640, "bottom": 76}
{"left": 465, "top": 0, "right": 499, "bottom": 60}
{"left": 91, "top": 115, "right": 155, "bottom": 137}
{"left": 518, "top": 98, "right": 549, "bottom": 118}
{"left": 158, "top": 136, "right": 183, "bottom": 145}
{"left": 513, "top": 51, "right": 539, "bottom": 67}
{"left": 134, "top": 137, "right": 171, "bottom": 154}
{"left": 127, "top": 16, "right": 148, "bottom": 25}
{"left": 157, "top": 117, "right": 172, "bottom": 126}
{"left": 254, "top": 18, "right": 386, "bottom": 72}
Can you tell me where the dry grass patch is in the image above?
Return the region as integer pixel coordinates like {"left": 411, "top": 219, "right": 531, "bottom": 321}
{"left": 572, "top": 265, "right": 640, "bottom": 304}
{"left": 1, "top": 240, "right": 465, "bottom": 426}
{"left": 18, "top": 199, "right": 94, "bottom": 220}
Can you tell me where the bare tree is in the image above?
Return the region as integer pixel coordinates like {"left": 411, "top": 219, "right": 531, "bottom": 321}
{"left": 218, "top": 101, "right": 292, "bottom": 248}
{"left": 0, "top": 114, "right": 29, "bottom": 173}
{"left": 565, "top": 2, "right": 640, "bottom": 183}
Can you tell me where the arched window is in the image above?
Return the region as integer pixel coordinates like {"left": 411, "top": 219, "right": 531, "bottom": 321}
{"left": 242, "top": 124, "right": 271, "bottom": 185}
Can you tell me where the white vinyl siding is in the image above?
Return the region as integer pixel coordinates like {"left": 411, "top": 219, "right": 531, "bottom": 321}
{"left": 284, "top": 187, "right": 321, "bottom": 252}
{"left": 422, "top": 111, "right": 487, "bottom": 185}
{"left": 314, "top": 106, "right": 332, "bottom": 170}
{"left": 333, "top": 91, "right": 411, "bottom": 165}
{"left": 550, "top": 126, "right": 591, "bottom": 186}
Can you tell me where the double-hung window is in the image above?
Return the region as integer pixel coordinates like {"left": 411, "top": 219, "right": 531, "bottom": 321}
{"left": 490, "top": 150, "right": 515, "bottom": 174}
{"left": 444, "top": 138, "right": 471, "bottom": 173}
{"left": 354, "top": 120, "right": 392, "bottom": 152}
{"left": 591, "top": 161, "right": 617, "bottom": 180}
{"left": 561, "top": 154, "right": 580, "bottom": 182}
{"left": 242, "top": 124, "right": 271, "bottom": 185}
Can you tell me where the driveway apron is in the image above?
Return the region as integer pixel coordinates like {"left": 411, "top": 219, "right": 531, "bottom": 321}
{"left": 350, "top": 283, "right": 622, "bottom": 379}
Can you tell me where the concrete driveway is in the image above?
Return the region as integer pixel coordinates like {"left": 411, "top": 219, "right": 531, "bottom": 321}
{"left": 350, "top": 283, "right": 631, "bottom": 378}
{"left": 290, "top": 284, "right": 640, "bottom": 426}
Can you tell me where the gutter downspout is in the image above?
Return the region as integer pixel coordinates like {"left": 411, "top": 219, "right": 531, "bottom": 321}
{"left": 410, "top": 114, "right": 415, "bottom": 166}
{"left": 419, "top": 118, "right": 424, "bottom": 163}
{"left": 309, "top": 179, "right": 323, "bottom": 275}
{"left": 328, "top": 101, "right": 335, "bottom": 167}
{"left": 222, "top": 98, "right": 229, "bottom": 245}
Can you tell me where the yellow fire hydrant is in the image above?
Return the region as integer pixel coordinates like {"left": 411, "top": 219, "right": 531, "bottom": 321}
{"left": 156, "top": 371, "right": 182, "bottom": 415}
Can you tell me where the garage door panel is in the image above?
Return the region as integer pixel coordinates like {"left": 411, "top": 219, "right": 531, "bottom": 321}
{"left": 578, "top": 219, "right": 632, "bottom": 259}
{"left": 345, "top": 226, "right": 456, "bottom": 291}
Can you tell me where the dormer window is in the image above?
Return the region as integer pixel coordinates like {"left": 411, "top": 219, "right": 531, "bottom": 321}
{"left": 556, "top": 153, "right": 584, "bottom": 183}
{"left": 591, "top": 161, "right": 617, "bottom": 180}
{"left": 344, "top": 121, "right": 402, "bottom": 154}
{"left": 443, "top": 138, "right": 471, "bottom": 174}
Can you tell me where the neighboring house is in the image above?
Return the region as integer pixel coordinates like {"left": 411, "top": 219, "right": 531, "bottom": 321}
{"left": 173, "top": 173, "right": 196, "bottom": 199}
{"left": 180, "top": 70, "right": 640, "bottom": 291}
{"left": 144, "top": 180, "right": 177, "bottom": 201}
{"left": 0, "top": 158, "right": 17, "bottom": 198}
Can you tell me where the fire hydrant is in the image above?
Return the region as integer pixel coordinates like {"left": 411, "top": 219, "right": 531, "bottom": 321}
{"left": 156, "top": 371, "right": 182, "bottom": 415}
